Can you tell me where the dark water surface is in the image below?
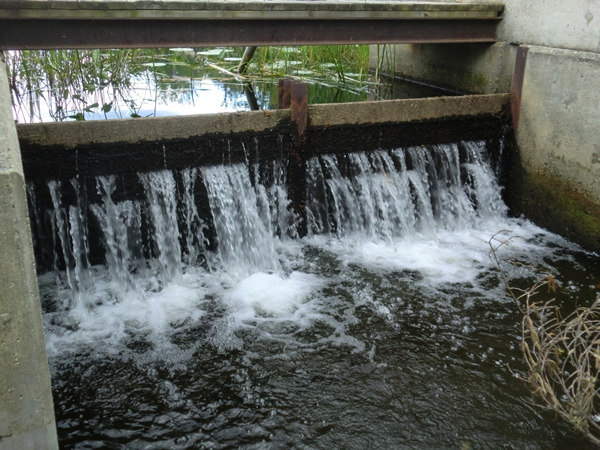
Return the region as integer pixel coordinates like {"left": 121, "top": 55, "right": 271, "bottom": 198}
{"left": 36, "top": 143, "right": 600, "bottom": 449}
{"left": 46, "top": 240, "right": 600, "bottom": 449}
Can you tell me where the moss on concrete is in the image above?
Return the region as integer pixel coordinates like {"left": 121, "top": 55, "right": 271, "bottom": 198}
{"left": 397, "top": 65, "right": 491, "bottom": 94}
{"left": 505, "top": 138, "right": 600, "bottom": 253}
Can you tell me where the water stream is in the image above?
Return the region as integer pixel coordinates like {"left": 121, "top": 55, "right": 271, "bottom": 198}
{"left": 34, "top": 140, "right": 599, "bottom": 448}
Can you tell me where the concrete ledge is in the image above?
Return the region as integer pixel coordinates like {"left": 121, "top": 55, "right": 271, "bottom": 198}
{"left": 17, "top": 95, "right": 510, "bottom": 149}
{"left": 308, "top": 94, "right": 510, "bottom": 127}
{"left": 0, "top": 0, "right": 504, "bottom": 20}
{"left": 17, "top": 109, "right": 291, "bottom": 149}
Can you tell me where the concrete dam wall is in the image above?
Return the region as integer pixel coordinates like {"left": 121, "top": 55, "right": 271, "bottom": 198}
{"left": 17, "top": 94, "right": 510, "bottom": 273}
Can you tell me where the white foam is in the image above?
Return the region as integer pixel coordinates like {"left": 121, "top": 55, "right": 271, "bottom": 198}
{"left": 44, "top": 268, "right": 214, "bottom": 354}
{"left": 305, "top": 217, "right": 569, "bottom": 288}
{"left": 228, "top": 271, "right": 324, "bottom": 318}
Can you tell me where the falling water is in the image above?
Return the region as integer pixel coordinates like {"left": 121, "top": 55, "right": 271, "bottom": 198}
{"left": 306, "top": 142, "right": 507, "bottom": 241}
{"left": 139, "top": 170, "right": 183, "bottom": 284}
{"left": 90, "top": 176, "right": 144, "bottom": 290}
{"left": 34, "top": 140, "right": 596, "bottom": 449}
{"left": 202, "top": 163, "right": 283, "bottom": 279}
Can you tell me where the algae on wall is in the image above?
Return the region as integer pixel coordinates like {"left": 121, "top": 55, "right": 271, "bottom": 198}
{"left": 504, "top": 136, "right": 600, "bottom": 254}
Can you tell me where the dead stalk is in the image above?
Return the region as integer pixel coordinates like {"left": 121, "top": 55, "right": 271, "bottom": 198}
{"left": 489, "top": 231, "right": 600, "bottom": 446}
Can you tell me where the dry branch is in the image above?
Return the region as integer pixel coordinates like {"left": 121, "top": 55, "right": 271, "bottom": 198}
{"left": 489, "top": 231, "right": 600, "bottom": 446}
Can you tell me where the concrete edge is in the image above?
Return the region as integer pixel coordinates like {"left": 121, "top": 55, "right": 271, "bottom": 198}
{"left": 308, "top": 94, "right": 510, "bottom": 128}
{"left": 0, "top": 60, "right": 24, "bottom": 175}
{"left": 0, "top": 0, "right": 505, "bottom": 19}
{"left": 17, "top": 109, "right": 291, "bottom": 149}
{"left": 0, "top": 56, "right": 58, "bottom": 450}
{"left": 522, "top": 44, "right": 600, "bottom": 63}
{"left": 17, "top": 95, "right": 510, "bottom": 149}
{"left": 0, "top": 11, "right": 502, "bottom": 20}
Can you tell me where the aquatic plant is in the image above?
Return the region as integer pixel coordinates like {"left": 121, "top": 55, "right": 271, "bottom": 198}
{"left": 243, "top": 44, "right": 370, "bottom": 81}
{"left": 489, "top": 231, "right": 600, "bottom": 446}
{"left": 6, "top": 48, "right": 161, "bottom": 122}
{"left": 7, "top": 45, "right": 387, "bottom": 122}
{"left": 373, "top": 44, "right": 396, "bottom": 81}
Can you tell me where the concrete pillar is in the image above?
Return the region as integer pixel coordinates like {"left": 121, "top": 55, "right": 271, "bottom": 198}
{"left": 505, "top": 45, "right": 600, "bottom": 251}
{"left": 0, "top": 55, "right": 58, "bottom": 449}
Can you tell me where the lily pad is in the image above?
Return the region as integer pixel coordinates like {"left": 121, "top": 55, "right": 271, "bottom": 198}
{"left": 197, "top": 49, "right": 223, "bottom": 56}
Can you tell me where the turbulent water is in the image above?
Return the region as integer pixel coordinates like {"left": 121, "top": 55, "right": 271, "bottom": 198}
{"left": 34, "top": 141, "right": 599, "bottom": 449}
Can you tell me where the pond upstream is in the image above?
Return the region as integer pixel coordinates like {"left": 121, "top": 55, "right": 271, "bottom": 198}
{"left": 8, "top": 47, "right": 450, "bottom": 123}
{"left": 32, "top": 140, "right": 600, "bottom": 448}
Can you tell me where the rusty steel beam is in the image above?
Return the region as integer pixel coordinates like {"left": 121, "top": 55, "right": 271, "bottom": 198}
{"left": 278, "top": 79, "right": 293, "bottom": 110}
{"left": 291, "top": 82, "right": 308, "bottom": 147}
{"left": 510, "top": 46, "right": 528, "bottom": 130}
{"left": 0, "top": 19, "right": 499, "bottom": 50}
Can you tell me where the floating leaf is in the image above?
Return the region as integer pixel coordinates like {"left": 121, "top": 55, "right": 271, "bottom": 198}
{"left": 196, "top": 49, "right": 223, "bottom": 56}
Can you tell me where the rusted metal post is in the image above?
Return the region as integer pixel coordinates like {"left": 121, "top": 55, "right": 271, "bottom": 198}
{"left": 291, "top": 82, "right": 308, "bottom": 147}
{"left": 510, "top": 46, "right": 528, "bottom": 130}
{"left": 288, "top": 81, "right": 308, "bottom": 237}
{"left": 278, "top": 78, "right": 293, "bottom": 109}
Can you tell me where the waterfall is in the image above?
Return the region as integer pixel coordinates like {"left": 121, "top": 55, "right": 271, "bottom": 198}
{"left": 138, "top": 170, "right": 183, "bottom": 284}
{"left": 33, "top": 135, "right": 594, "bottom": 450}
{"left": 37, "top": 139, "right": 506, "bottom": 303}
{"left": 306, "top": 141, "right": 506, "bottom": 241}
{"left": 201, "top": 163, "right": 288, "bottom": 279}
{"left": 47, "top": 180, "right": 90, "bottom": 311}
{"left": 90, "top": 176, "right": 144, "bottom": 290}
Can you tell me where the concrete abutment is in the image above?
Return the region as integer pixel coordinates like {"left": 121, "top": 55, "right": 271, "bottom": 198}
{"left": 0, "top": 56, "right": 58, "bottom": 450}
